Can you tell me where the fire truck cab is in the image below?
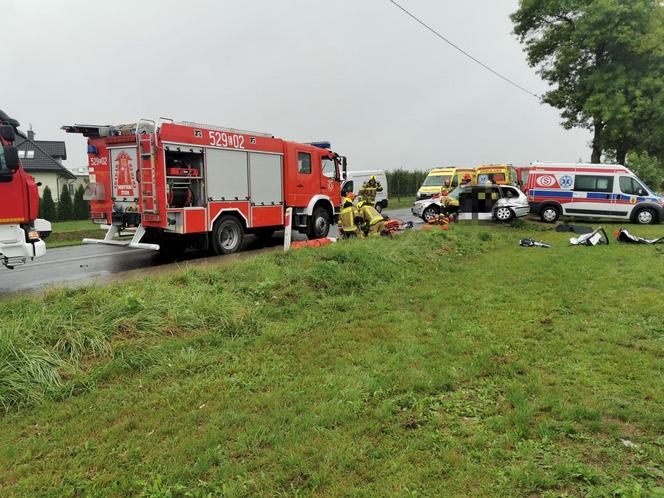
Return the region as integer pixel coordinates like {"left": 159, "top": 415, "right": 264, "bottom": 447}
{"left": 63, "top": 119, "right": 347, "bottom": 254}
{"left": 0, "top": 110, "right": 50, "bottom": 269}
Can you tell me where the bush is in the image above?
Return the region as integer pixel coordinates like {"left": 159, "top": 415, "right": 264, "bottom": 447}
{"left": 57, "top": 184, "right": 75, "bottom": 221}
{"left": 73, "top": 184, "right": 89, "bottom": 220}
{"left": 40, "top": 186, "right": 57, "bottom": 222}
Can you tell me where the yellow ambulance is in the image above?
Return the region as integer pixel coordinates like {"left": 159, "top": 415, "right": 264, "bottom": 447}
{"left": 416, "top": 167, "right": 476, "bottom": 200}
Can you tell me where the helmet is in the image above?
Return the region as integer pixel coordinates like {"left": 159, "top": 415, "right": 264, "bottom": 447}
{"left": 463, "top": 174, "right": 471, "bottom": 180}
{"left": 369, "top": 175, "right": 377, "bottom": 181}
{"left": 346, "top": 192, "right": 355, "bottom": 201}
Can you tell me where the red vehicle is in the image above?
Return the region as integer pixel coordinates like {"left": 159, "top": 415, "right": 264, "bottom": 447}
{"left": 63, "top": 118, "right": 347, "bottom": 254}
{"left": 0, "top": 110, "right": 50, "bottom": 269}
{"left": 516, "top": 165, "right": 533, "bottom": 192}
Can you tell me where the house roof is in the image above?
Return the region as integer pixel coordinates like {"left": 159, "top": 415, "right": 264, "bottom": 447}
{"left": 34, "top": 140, "right": 66, "bottom": 160}
{"left": 14, "top": 136, "right": 75, "bottom": 179}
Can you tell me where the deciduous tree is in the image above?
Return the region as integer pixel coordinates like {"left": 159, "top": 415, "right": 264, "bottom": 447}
{"left": 512, "top": 0, "right": 664, "bottom": 164}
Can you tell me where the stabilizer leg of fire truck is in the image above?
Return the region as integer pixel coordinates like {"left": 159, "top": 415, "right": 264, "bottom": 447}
{"left": 83, "top": 224, "right": 160, "bottom": 251}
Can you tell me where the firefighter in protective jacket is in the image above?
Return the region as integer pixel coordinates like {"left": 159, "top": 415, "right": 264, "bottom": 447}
{"left": 358, "top": 175, "right": 383, "bottom": 206}
{"left": 339, "top": 192, "right": 361, "bottom": 237}
{"left": 357, "top": 200, "right": 385, "bottom": 236}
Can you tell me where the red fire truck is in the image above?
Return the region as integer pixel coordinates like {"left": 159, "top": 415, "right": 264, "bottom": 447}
{"left": 0, "top": 110, "right": 50, "bottom": 269}
{"left": 63, "top": 118, "right": 347, "bottom": 254}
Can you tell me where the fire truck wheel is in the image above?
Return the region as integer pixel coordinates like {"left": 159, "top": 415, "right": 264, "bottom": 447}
{"left": 307, "top": 207, "right": 331, "bottom": 239}
{"left": 212, "top": 217, "right": 245, "bottom": 254}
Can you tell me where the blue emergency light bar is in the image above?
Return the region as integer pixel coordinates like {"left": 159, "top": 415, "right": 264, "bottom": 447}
{"left": 306, "top": 141, "right": 331, "bottom": 149}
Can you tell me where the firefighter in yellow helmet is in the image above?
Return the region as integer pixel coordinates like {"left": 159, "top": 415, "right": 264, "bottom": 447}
{"left": 357, "top": 197, "right": 386, "bottom": 236}
{"left": 339, "top": 192, "right": 361, "bottom": 238}
{"left": 358, "top": 175, "right": 383, "bottom": 207}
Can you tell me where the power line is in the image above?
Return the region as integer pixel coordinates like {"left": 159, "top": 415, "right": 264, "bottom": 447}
{"left": 387, "top": 0, "right": 540, "bottom": 99}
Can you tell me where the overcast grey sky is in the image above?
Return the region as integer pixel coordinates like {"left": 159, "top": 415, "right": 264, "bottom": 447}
{"left": 3, "top": 0, "right": 591, "bottom": 171}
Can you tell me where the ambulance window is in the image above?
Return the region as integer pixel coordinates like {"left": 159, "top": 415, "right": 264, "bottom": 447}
{"left": 322, "top": 157, "right": 335, "bottom": 178}
{"left": 574, "top": 175, "right": 613, "bottom": 192}
{"left": 619, "top": 176, "right": 647, "bottom": 196}
{"left": 298, "top": 152, "right": 311, "bottom": 174}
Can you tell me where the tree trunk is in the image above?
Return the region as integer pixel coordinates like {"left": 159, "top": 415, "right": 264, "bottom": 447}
{"left": 591, "top": 119, "right": 604, "bottom": 163}
{"left": 616, "top": 144, "right": 628, "bottom": 165}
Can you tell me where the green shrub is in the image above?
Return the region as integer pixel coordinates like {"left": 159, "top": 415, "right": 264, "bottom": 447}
{"left": 40, "top": 186, "right": 57, "bottom": 221}
{"left": 57, "top": 184, "right": 74, "bottom": 221}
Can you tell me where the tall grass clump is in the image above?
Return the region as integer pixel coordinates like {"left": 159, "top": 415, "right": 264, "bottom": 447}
{"left": 0, "top": 229, "right": 486, "bottom": 410}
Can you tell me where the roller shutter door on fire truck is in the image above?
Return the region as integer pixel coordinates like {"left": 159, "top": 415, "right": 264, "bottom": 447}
{"left": 206, "top": 148, "right": 283, "bottom": 226}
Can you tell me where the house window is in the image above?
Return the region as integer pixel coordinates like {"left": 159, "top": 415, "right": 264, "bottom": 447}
{"left": 69, "top": 184, "right": 75, "bottom": 195}
{"left": 18, "top": 150, "right": 26, "bottom": 158}
{"left": 26, "top": 150, "right": 35, "bottom": 159}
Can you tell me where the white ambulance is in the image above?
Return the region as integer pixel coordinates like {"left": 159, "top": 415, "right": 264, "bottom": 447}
{"left": 526, "top": 162, "right": 663, "bottom": 224}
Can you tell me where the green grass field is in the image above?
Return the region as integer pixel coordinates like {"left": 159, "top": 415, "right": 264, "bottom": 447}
{"left": 387, "top": 196, "right": 416, "bottom": 210}
{"left": 1, "top": 222, "right": 663, "bottom": 496}
{"left": 46, "top": 220, "right": 106, "bottom": 248}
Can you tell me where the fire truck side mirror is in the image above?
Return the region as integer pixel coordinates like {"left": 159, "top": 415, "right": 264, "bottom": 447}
{"left": 0, "top": 125, "right": 16, "bottom": 142}
{"left": 338, "top": 156, "right": 347, "bottom": 181}
{"left": 3, "top": 146, "right": 20, "bottom": 171}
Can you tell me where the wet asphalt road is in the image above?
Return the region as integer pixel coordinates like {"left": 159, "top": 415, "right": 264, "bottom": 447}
{"left": 0, "top": 208, "right": 419, "bottom": 295}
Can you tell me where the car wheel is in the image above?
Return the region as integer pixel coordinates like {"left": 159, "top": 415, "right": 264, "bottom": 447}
{"left": 494, "top": 206, "right": 514, "bottom": 222}
{"left": 422, "top": 205, "right": 440, "bottom": 223}
{"left": 212, "top": 216, "right": 244, "bottom": 254}
{"left": 540, "top": 206, "right": 560, "bottom": 223}
{"left": 307, "top": 207, "right": 330, "bottom": 239}
{"left": 634, "top": 208, "right": 655, "bottom": 225}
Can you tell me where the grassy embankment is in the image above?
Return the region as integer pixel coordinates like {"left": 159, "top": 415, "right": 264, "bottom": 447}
{"left": 1, "top": 222, "right": 663, "bottom": 496}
